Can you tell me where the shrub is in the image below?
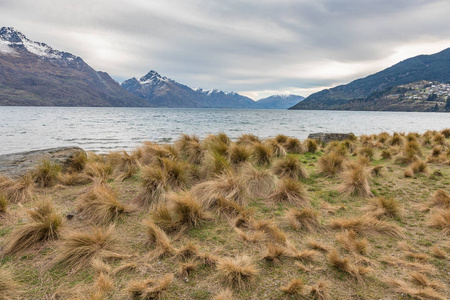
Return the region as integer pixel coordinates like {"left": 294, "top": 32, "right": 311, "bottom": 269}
{"left": 272, "top": 156, "right": 309, "bottom": 180}
{"left": 76, "top": 183, "right": 128, "bottom": 225}
{"left": 268, "top": 178, "right": 309, "bottom": 208}
{"left": 217, "top": 255, "right": 259, "bottom": 288}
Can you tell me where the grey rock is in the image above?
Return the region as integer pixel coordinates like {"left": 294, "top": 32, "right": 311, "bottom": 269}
{"left": 307, "top": 133, "right": 355, "bottom": 144}
{"left": 0, "top": 147, "right": 85, "bottom": 178}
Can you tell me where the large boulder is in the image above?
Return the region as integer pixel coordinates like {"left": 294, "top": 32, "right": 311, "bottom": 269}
{"left": 0, "top": 147, "right": 85, "bottom": 178}
{"left": 307, "top": 133, "right": 355, "bottom": 144}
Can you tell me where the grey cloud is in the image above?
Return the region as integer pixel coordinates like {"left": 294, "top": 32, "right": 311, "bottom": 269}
{"left": 1, "top": 0, "right": 450, "bottom": 98}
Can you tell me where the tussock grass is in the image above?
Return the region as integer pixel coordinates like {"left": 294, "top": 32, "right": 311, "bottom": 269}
{"left": 338, "top": 161, "right": 372, "bottom": 197}
{"left": 358, "top": 146, "right": 374, "bottom": 159}
{"left": 252, "top": 219, "right": 287, "bottom": 244}
{"left": 33, "top": 159, "right": 62, "bottom": 188}
{"left": 304, "top": 139, "right": 319, "bottom": 153}
{"left": 307, "top": 239, "right": 330, "bottom": 252}
{"left": 209, "top": 196, "right": 245, "bottom": 218}
{"left": 386, "top": 278, "right": 446, "bottom": 300}
{"left": 213, "top": 289, "right": 234, "bottom": 300}
{"left": 217, "top": 255, "right": 259, "bottom": 288}
{"left": 287, "top": 248, "right": 320, "bottom": 262}
{"left": 127, "top": 273, "right": 173, "bottom": 299}
{"left": 1, "top": 174, "right": 34, "bottom": 203}
{"left": 430, "top": 189, "right": 450, "bottom": 209}
{"left": 169, "top": 191, "right": 210, "bottom": 228}
{"left": 134, "top": 166, "right": 168, "bottom": 208}
{"left": 428, "top": 208, "right": 450, "bottom": 235}
{"left": 267, "top": 139, "right": 287, "bottom": 158}
{"left": 318, "top": 151, "right": 346, "bottom": 177}
{"left": 234, "top": 227, "right": 265, "bottom": 243}
{"left": 108, "top": 151, "right": 139, "bottom": 181}
{"left": 285, "top": 137, "right": 305, "bottom": 154}
{"left": 57, "top": 172, "right": 91, "bottom": 186}
{"left": 329, "top": 215, "right": 403, "bottom": 238}
{"left": 178, "top": 261, "right": 198, "bottom": 277}
{"left": 327, "top": 249, "right": 371, "bottom": 282}
{"left": 54, "top": 226, "right": 123, "bottom": 272}
{"left": 0, "top": 193, "right": 7, "bottom": 213}
{"left": 67, "top": 151, "right": 88, "bottom": 173}
{"left": 430, "top": 247, "right": 446, "bottom": 259}
{"left": 191, "top": 171, "right": 248, "bottom": 207}
{"left": 286, "top": 207, "right": 320, "bottom": 232}
{"left": 240, "top": 164, "right": 275, "bottom": 198}
{"left": 76, "top": 183, "right": 128, "bottom": 225}
{"left": 0, "top": 267, "right": 20, "bottom": 299}
{"left": 144, "top": 220, "right": 175, "bottom": 258}
{"left": 3, "top": 198, "right": 63, "bottom": 256}
{"left": 336, "top": 230, "right": 368, "bottom": 255}
{"left": 203, "top": 152, "right": 231, "bottom": 176}
{"left": 280, "top": 278, "right": 306, "bottom": 296}
{"left": 84, "top": 160, "right": 113, "bottom": 181}
{"left": 176, "top": 242, "right": 199, "bottom": 261}
{"left": 228, "top": 143, "right": 251, "bottom": 166}
{"left": 262, "top": 243, "right": 286, "bottom": 263}
{"left": 381, "top": 149, "right": 392, "bottom": 159}
{"left": 310, "top": 280, "right": 331, "bottom": 300}
{"left": 237, "top": 133, "right": 261, "bottom": 146}
{"left": 251, "top": 142, "right": 273, "bottom": 166}
{"left": 272, "top": 155, "right": 308, "bottom": 180}
{"left": 363, "top": 197, "right": 401, "bottom": 219}
{"left": 268, "top": 178, "right": 309, "bottom": 208}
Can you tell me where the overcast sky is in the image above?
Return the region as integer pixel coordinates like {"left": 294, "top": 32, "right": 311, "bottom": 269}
{"left": 1, "top": 0, "right": 450, "bottom": 99}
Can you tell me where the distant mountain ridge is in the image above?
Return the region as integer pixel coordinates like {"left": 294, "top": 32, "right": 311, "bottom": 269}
{"left": 257, "top": 94, "right": 305, "bottom": 109}
{"left": 290, "top": 48, "right": 450, "bottom": 111}
{"left": 0, "top": 27, "right": 148, "bottom": 107}
{"left": 122, "top": 70, "right": 262, "bottom": 108}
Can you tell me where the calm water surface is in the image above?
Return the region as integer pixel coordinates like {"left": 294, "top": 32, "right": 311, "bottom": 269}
{"left": 1, "top": 107, "right": 449, "bottom": 155}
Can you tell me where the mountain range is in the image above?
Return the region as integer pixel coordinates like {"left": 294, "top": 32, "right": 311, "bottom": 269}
{"left": 0, "top": 27, "right": 302, "bottom": 109}
{"left": 290, "top": 48, "right": 450, "bottom": 111}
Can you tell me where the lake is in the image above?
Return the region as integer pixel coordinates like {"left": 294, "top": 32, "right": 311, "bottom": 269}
{"left": 0, "top": 107, "right": 449, "bottom": 155}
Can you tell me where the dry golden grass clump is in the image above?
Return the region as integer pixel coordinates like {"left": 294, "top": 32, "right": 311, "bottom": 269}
{"left": 240, "top": 164, "right": 276, "bottom": 198}
{"left": 252, "top": 219, "right": 287, "bottom": 244}
{"left": 0, "top": 267, "right": 20, "bottom": 299}
{"left": 3, "top": 198, "right": 63, "bottom": 256}
{"left": 329, "top": 215, "right": 403, "bottom": 238}
{"left": 213, "top": 288, "right": 234, "bottom": 300}
{"left": 0, "top": 174, "right": 34, "bottom": 203}
{"left": 318, "top": 151, "right": 346, "bottom": 177}
{"left": 144, "top": 220, "right": 175, "bottom": 259}
{"left": 381, "top": 149, "right": 392, "bottom": 159}
{"left": 178, "top": 261, "right": 198, "bottom": 277}
{"left": 262, "top": 243, "right": 287, "bottom": 263}
{"left": 191, "top": 171, "right": 248, "bottom": 207}
{"left": 267, "top": 139, "right": 287, "bottom": 158}
{"left": 203, "top": 152, "right": 231, "bottom": 176}
{"left": 430, "top": 189, "right": 450, "bottom": 209}
{"left": 358, "top": 146, "right": 374, "bottom": 159}
{"left": 272, "top": 155, "right": 309, "bottom": 180}
{"left": 76, "top": 183, "right": 128, "bottom": 225}
{"left": 54, "top": 226, "right": 124, "bottom": 272}
{"left": 217, "top": 255, "right": 259, "bottom": 288}
{"left": 108, "top": 151, "right": 139, "bottom": 181}
{"left": 309, "top": 280, "right": 331, "bottom": 300}
{"left": 304, "top": 138, "right": 319, "bottom": 153}
{"left": 363, "top": 196, "right": 401, "bottom": 219}
{"left": 284, "top": 137, "right": 305, "bottom": 154}
{"left": 176, "top": 134, "right": 205, "bottom": 165}
{"left": 433, "top": 132, "right": 446, "bottom": 146}
{"left": 307, "top": 239, "right": 330, "bottom": 253}
{"left": 404, "top": 159, "right": 429, "bottom": 177}
{"left": 404, "top": 139, "right": 422, "bottom": 158}
{"left": 336, "top": 230, "right": 368, "bottom": 255}
{"left": 208, "top": 196, "right": 246, "bottom": 218}
{"left": 227, "top": 143, "right": 251, "bottom": 166}
{"left": 430, "top": 246, "right": 446, "bottom": 259}
{"left": 385, "top": 278, "right": 446, "bottom": 300}
{"left": 389, "top": 133, "right": 404, "bottom": 146}
{"left": 428, "top": 208, "right": 450, "bottom": 235}
{"left": 251, "top": 142, "right": 273, "bottom": 166}
{"left": 0, "top": 193, "right": 7, "bottom": 213}
{"left": 268, "top": 178, "right": 310, "bottom": 208}
{"left": 327, "top": 249, "right": 371, "bottom": 282}
{"left": 280, "top": 278, "right": 306, "bottom": 296}
{"left": 127, "top": 273, "right": 173, "bottom": 300}
{"left": 57, "top": 172, "right": 91, "bottom": 186}
{"left": 338, "top": 161, "right": 373, "bottom": 197}
{"left": 237, "top": 133, "right": 261, "bottom": 146}
{"left": 67, "top": 150, "right": 88, "bottom": 173}
{"left": 33, "top": 159, "right": 62, "bottom": 188}
{"left": 286, "top": 207, "right": 320, "bottom": 232}
{"left": 134, "top": 165, "right": 168, "bottom": 208}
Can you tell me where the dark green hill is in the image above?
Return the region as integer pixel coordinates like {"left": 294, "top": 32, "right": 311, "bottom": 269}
{"left": 290, "top": 48, "right": 450, "bottom": 111}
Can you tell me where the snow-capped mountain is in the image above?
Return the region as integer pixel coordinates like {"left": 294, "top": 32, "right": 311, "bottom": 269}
{"left": 122, "top": 71, "right": 261, "bottom": 108}
{"left": 257, "top": 94, "right": 305, "bottom": 109}
{"left": 0, "top": 27, "right": 147, "bottom": 106}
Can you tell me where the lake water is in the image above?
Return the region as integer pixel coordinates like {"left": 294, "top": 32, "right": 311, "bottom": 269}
{"left": 0, "top": 107, "right": 449, "bottom": 155}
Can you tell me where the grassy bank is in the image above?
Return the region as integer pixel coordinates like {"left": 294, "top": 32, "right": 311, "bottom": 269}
{"left": 0, "top": 130, "right": 449, "bottom": 299}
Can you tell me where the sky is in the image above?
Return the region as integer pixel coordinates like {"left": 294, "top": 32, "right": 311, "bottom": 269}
{"left": 1, "top": 0, "right": 450, "bottom": 99}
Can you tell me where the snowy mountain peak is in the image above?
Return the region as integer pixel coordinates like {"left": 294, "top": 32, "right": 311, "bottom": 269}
{"left": 139, "top": 70, "right": 171, "bottom": 84}
{"left": 0, "top": 26, "right": 77, "bottom": 64}
{"left": 196, "top": 88, "right": 236, "bottom": 96}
